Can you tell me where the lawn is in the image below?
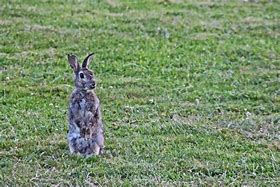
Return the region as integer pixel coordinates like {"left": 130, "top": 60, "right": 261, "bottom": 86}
{"left": 0, "top": 0, "right": 279, "bottom": 185}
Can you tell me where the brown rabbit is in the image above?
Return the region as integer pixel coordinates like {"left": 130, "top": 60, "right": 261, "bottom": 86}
{"left": 67, "top": 53, "right": 104, "bottom": 156}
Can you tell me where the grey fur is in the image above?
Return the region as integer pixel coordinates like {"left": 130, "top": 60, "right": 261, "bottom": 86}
{"left": 67, "top": 53, "right": 104, "bottom": 156}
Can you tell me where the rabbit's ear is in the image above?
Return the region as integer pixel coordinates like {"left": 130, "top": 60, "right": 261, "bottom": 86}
{"left": 82, "top": 53, "right": 94, "bottom": 68}
{"left": 68, "top": 54, "right": 80, "bottom": 72}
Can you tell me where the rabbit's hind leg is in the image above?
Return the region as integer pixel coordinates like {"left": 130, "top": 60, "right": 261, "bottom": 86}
{"left": 68, "top": 132, "right": 89, "bottom": 155}
{"left": 94, "top": 145, "right": 101, "bottom": 155}
{"left": 68, "top": 132, "right": 80, "bottom": 154}
{"left": 88, "top": 139, "right": 101, "bottom": 155}
{"left": 96, "top": 132, "right": 104, "bottom": 154}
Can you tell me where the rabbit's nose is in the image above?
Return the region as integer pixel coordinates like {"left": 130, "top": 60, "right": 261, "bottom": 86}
{"left": 89, "top": 82, "right": 96, "bottom": 89}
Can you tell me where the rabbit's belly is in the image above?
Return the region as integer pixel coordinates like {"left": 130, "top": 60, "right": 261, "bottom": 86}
{"left": 81, "top": 127, "right": 93, "bottom": 139}
{"left": 77, "top": 111, "right": 98, "bottom": 138}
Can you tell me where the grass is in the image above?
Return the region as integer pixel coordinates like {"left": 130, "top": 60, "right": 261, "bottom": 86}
{"left": 0, "top": 0, "right": 279, "bottom": 185}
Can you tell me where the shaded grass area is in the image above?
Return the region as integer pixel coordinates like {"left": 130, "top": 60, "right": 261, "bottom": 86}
{"left": 0, "top": 0, "right": 280, "bottom": 185}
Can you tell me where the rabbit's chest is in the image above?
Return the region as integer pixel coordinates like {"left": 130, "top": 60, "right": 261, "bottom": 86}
{"left": 78, "top": 98, "right": 96, "bottom": 117}
{"left": 79, "top": 99, "right": 87, "bottom": 113}
{"left": 70, "top": 90, "right": 99, "bottom": 126}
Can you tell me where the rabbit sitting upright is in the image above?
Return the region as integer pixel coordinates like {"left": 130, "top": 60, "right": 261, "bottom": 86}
{"left": 67, "top": 53, "right": 104, "bottom": 156}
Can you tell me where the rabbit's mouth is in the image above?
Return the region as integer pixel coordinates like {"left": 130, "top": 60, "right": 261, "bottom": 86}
{"left": 87, "top": 83, "right": 96, "bottom": 90}
{"left": 89, "top": 85, "right": 95, "bottom": 89}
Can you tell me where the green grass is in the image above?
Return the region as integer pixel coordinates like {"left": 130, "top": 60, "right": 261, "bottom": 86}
{"left": 0, "top": 0, "right": 280, "bottom": 185}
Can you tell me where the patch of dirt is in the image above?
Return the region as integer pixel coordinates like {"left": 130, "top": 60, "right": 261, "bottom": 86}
{"left": 106, "top": 0, "right": 121, "bottom": 7}
{"left": 0, "top": 19, "right": 12, "bottom": 25}
{"left": 189, "top": 32, "right": 219, "bottom": 41}
{"left": 218, "top": 113, "right": 280, "bottom": 141}
{"left": 171, "top": 114, "right": 201, "bottom": 125}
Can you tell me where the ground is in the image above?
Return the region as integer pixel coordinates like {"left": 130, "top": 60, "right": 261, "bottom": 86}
{"left": 0, "top": 0, "right": 279, "bottom": 186}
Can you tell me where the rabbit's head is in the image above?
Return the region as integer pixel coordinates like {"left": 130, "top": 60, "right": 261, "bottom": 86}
{"left": 67, "top": 53, "right": 96, "bottom": 90}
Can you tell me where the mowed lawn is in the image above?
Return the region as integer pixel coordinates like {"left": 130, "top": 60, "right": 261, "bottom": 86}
{"left": 0, "top": 0, "right": 279, "bottom": 185}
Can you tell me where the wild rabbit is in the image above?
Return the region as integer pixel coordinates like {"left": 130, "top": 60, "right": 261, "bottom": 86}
{"left": 67, "top": 53, "right": 104, "bottom": 156}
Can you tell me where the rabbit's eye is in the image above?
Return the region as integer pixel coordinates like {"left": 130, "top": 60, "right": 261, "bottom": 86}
{"left": 79, "top": 72, "right": 84, "bottom": 79}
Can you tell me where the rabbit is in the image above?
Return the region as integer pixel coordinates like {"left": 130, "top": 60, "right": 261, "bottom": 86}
{"left": 67, "top": 53, "right": 104, "bottom": 156}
